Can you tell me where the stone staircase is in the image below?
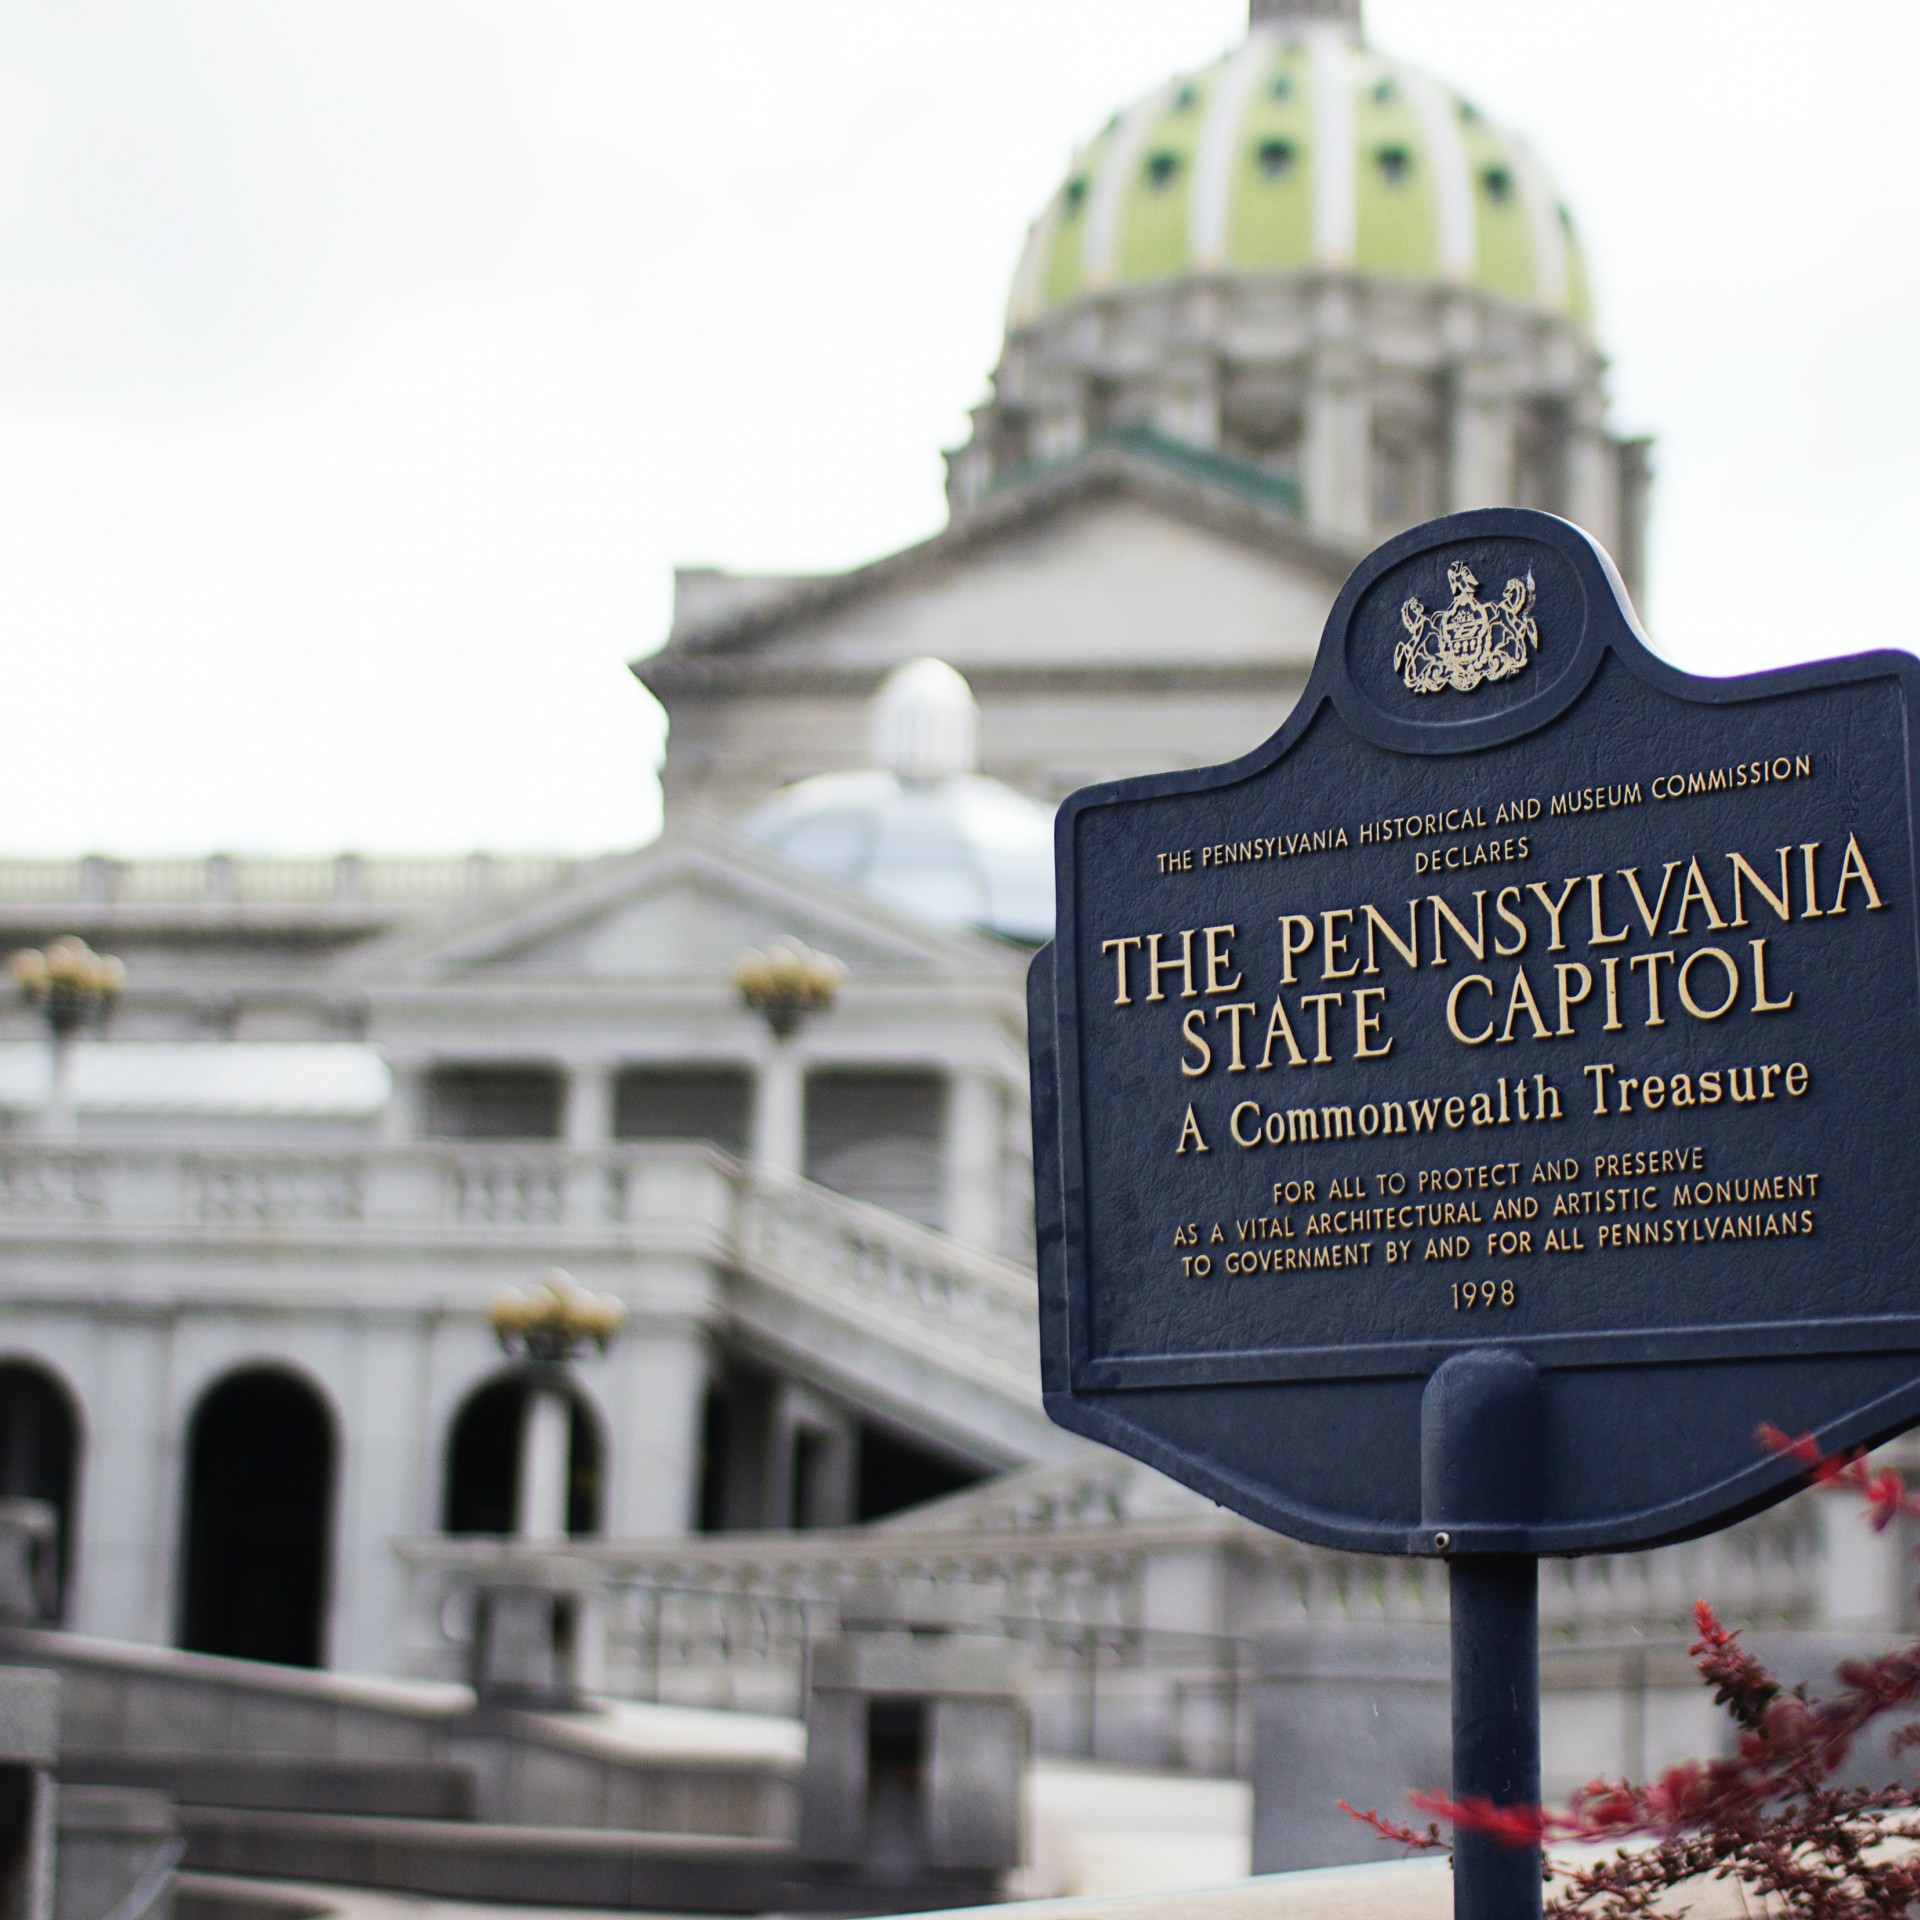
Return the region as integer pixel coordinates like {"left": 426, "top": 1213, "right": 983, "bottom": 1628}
{"left": 1, "top": 1626, "right": 995, "bottom": 1914}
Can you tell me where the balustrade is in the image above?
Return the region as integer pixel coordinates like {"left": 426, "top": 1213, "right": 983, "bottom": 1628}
{"left": 391, "top": 1490, "right": 1823, "bottom": 1774}
{"left": 0, "top": 1136, "right": 1038, "bottom": 1382}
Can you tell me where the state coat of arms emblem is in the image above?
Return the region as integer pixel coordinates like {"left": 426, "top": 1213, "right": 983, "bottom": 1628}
{"left": 1394, "top": 560, "right": 1539, "bottom": 694}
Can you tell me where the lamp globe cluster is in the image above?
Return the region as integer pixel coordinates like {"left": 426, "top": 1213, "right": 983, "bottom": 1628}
{"left": 488, "top": 1269, "right": 625, "bottom": 1365}
{"left": 10, "top": 936, "right": 125, "bottom": 1039}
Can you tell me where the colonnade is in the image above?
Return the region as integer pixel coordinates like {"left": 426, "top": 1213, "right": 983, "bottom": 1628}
{"left": 385, "top": 1052, "right": 1023, "bottom": 1254}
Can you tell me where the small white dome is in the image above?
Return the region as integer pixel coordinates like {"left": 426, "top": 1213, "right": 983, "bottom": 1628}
{"left": 745, "top": 769, "right": 1054, "bottom": 945}
{"left": 871, "top": 658, "right": 979, "bottom": 784}
{"left": 747, "top": 658, "right": 1053, "bottom": 943}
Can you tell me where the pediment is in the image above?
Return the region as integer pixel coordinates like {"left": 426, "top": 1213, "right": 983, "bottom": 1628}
{"left": 639, "top": 437, "right": 1359, "bottom": 690}
{"left": 353, "top": 828, "right": 1013, "bottom": 985}
{"left": 744, "top": 494, "right": 1337, "bottom": 679}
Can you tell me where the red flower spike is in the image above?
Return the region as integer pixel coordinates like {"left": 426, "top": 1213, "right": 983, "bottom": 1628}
{"left": 1335, "top": 1801, "right": 1445, "bottom": 1854}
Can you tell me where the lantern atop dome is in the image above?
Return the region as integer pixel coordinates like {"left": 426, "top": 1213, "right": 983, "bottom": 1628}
{"left": 1249, "top": 0, "right": 1360, "bottom": 26}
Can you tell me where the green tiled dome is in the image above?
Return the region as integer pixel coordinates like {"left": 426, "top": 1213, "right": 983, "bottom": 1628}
{"left": 1008, "top": 23, "right": 1591, "bottom": 331}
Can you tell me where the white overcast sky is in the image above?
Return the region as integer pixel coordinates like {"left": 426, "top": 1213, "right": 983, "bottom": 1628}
{"left": 1, "top": 0, "right": 1912, "bottom": 854}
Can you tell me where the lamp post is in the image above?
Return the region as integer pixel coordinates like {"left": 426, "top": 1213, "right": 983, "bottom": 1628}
{"left": 488, "top": 1269, "right": 622, "bottom": 1541}
{"left": 735, "top": 939, "right": 843, "bottom": 1176}
{"left": 10, "top": 937, "right": 124, "bottom": 1141}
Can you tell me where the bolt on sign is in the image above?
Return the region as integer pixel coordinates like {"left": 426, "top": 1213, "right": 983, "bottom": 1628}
{"left": 1028, "top": 507, "right": 1920, "bottom": 1560}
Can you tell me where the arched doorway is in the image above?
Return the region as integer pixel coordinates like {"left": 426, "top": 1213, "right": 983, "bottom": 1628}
{"left": 444, "top": 1376, "right": 602, "bottom": 1536}
{"left": 0, "top": 1362, "right": 81, "bottom": 1620}
{"left": 179, "top": 1369, "right": 334, "bottom": 1668}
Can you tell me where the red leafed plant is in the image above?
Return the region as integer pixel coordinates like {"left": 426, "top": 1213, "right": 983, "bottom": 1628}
{"left": 1342, "top": 1427, "right": 1920, "bottom": 1917}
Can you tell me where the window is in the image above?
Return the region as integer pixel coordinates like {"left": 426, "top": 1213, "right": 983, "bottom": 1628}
{"left": 1270, "top": 73, "right": 1293, "bottom": 101}
{"left": 805, "top": 1070, "right": 944, "bottom": 1229}
{"left": 426, "top": 1066, "right": 562, "bottom": 1139}
{"left": 1375, "top": 145, "right": 1412, "bottom": 186}
{"left": 614, "top": 1067, "right": 751, "bottom": 1155}
{"left": 1481, "top": 165, "right": 1514, "bottom": 205}
{"left": 1062, "top": 174, "right": 1088, "bottom": 216}
{"left": 1145, "top": 150, "right": 1182, "bottom": 190}
{"left": 1256, "top": 138, "right": 1296, "bottom": 181}
{"left": 1173, "top": 84, "right": 1198, "bottom": 112}
{"left": 1372, "top": 79, "right": 1396, "bottom": 106}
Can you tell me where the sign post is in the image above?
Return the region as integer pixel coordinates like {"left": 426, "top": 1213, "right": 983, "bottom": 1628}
{"left": 1027, "top": 507, "right": 1920, "bottom": 1918}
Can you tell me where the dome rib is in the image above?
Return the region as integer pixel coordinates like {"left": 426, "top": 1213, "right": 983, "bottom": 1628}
{"left": 1189, "top": 35, "right": 1271, "bottom": 268}
{"left": 1308, "top": 27, "right": 1356, "bottom": 266}
{"left": 1082, "top": 81, "right": 1178, "bottom": 290}
{"left": 1401, "top": 66, "right": 1475, "bottom": 280}
{"left": 1511, "top": 137, "right": 1569, "bottom": 311}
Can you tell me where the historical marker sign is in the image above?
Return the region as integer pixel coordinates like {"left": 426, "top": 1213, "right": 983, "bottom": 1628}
{"left": 1030, "top": 506, "right": 1920, "bottom": 1557}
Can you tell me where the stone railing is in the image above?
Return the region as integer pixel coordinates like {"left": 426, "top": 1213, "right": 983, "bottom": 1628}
{"left": 397, "top": 1519, "right": 1274, "bottom": 1769}
{"left": 393, "top": 1487, "right": 1824, "bottom": 1774}
{"left": 0, "top": 1140, "right": 634, "bottom": 1232}
{"left": 0, "top": 852, "right": 576, "bottom": 914}
{"left": 737, "top": 1175, "right": 1038, "bottom": 1373}
{"left": 0, "top": 1139, "right": 1038, "bottom": 1388}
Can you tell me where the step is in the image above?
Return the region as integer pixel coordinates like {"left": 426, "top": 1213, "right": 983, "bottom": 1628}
{"left": 60, "top": 1752, "right": 475, "bottom": 1822}
{"left": 176, "top": 1807, "right": 795, "bottom": 1914}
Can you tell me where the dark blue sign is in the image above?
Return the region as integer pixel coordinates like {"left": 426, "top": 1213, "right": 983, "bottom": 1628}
{"left": 1030, "top": 507, "right": 1920, "bottom": 1556}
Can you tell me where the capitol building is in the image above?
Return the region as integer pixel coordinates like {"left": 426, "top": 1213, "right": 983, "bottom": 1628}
{"left": 0, "top": 0, "right": 1886, "bottom": 1883}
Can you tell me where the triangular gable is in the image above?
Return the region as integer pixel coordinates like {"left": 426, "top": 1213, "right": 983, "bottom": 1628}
{"left": 636, "top": 433, "right": 1361, "bottom": 690}
{"left": 342, "top": 824, "right": 1025, "bottom": 986}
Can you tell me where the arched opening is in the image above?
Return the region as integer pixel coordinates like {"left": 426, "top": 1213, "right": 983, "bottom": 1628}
{"left": 0, "top": 1362, "right": 81, "bottom": 1621}
{"left": 179, "top": 1369, "right": 334, "bottom": 1668}
{"left": 443, "top": 1376, "right": 602, "bottom": 1537}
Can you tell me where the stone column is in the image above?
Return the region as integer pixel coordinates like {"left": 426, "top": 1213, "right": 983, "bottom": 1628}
{"left": 1302, "top": 343, "right": 1370, "bottom": 543}
{"left": 1565, "top": 408, "right": 1622, "bottom": 560}
{"left": 752, "top": 1045, "right": 806, "bottom": 1178}
{"left": 381, "top": 1061, "right": 427, "bottom": 1142}
{"left": 68, "top": 1318, "right": 171, "bottom": 1645}
{"left": 327, "top": 1317, "right": 429, "bottom": 1674}
{"left": 564, "top": 1064, "right": 616, "bottom": 1148}
{"left": 516, "top": 1383, "right": 573, "bottom": 1541}
{"left": 1448, "top": 364, "right": 1517, "bottom": 510}
{"left": 602, "top": 1291, "right": 714, "bottom": 1538}
{"left": 944, "top": 1071, "right": 1003, "bottom": 1250}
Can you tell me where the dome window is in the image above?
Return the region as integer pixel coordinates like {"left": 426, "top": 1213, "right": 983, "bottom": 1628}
{"left": 1372, "top": 79, "right": 1396, "bottom": 106}
{"left": 1173, "top": 84, "right": 1199, "bottom": 112}
{"left": 1270, "top": 73, "right": 1293, "bottom": 101}
{"left": 1145, "top": 150, "right": 1182, "bottom": 190}
{"left": 1062, "top": 175, "right": 1089, "bottom": 216}
{"left": 1480, "top": 165, "right": 1514, "bottom": 204}
{"left": 1374, "top": 145, "right": 1413, "bottom": 186}
{"left": 1458, "top": 99, "right": 1482, "bottom": 125}
{"left": 1256, "top": 138, "right": 1297, "bottom": 181}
